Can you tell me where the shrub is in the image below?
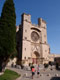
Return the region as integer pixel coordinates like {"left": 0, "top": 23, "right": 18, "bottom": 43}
{"left": 56, "top": 63, "right": 59, "bottom": 69}
{"left": 44, "top": 63, "right": 49, "bottom": 68}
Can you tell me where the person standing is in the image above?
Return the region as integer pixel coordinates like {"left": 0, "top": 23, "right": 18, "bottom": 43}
{"left": 37, "top": 64, "right": 40, "bottom": 78}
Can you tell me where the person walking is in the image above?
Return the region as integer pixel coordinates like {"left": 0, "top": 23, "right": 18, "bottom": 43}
{"left": 31, "top": 63, "right": 35, "bottom": 79}
{"left": 37, "top": 64, "right": 40, "bottom": 78}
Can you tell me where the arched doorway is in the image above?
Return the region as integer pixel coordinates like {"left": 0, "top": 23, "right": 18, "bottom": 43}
{"left": 32, "top": 51, "right": 40, "bottom": 64}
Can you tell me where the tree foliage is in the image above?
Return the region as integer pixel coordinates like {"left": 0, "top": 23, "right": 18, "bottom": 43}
{"left": 0, "top": 0, "right": 16, "bottom": 71}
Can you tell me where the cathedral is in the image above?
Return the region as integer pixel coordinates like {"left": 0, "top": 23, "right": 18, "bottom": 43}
{"left": 16, "top": 13, "right": 60, "bottom": 65}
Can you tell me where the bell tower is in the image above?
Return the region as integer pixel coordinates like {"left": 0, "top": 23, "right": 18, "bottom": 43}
{"left": 38, "top": 18, "right": 50, "bottom": 63}
{"left": 38, "top": 18, "right": 47, "bottom": 43}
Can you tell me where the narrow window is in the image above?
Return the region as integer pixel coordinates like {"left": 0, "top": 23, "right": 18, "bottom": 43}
{"left": 25, "top": 30, "right": 27, "bottom": 32}
{"left": 24, "top": 57, "right": 26, "bottom": 59}
{"left": 25, "top": 37, "right": 27, "bottom": 39}
{"left": 25, "top": 48, "right": 26, "bottom": 51}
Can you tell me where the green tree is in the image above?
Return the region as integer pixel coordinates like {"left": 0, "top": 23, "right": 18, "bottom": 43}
{"left": 0, "top": 0, "right": 16, "bottom": 72}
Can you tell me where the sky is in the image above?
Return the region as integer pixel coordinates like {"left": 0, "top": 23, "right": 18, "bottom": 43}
{"left": 0, "top": 0, "right": 60, "bottom": 54}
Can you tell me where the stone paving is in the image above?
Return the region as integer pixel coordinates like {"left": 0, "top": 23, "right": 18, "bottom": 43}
{"left": 19, "top": 69, "right": 60, "bottom": 80}
{"left": 7, "top": 66, "right": 60, "bottom": 80}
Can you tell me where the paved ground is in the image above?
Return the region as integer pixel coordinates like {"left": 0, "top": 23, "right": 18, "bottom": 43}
{"left": 7, "top": 66, "right": 60, "bottom": 80}
{"left": 20, "top": 69, "right": 60, "bottom": 80}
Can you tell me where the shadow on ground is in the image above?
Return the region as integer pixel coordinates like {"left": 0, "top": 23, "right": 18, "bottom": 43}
{"left": 50, "top": 77, "right": 60, "bottom": 80}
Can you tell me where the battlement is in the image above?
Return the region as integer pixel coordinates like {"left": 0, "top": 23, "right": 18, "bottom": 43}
{"left": 21, "top": 13, "right": 46, "bottom": 28}
{"left": 38, "top": 18, "right": 46, "bottom": 25}
{"left": 21, "top": 13, "right": 31, "bottom": 23}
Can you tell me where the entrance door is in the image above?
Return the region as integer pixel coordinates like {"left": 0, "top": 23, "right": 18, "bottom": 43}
{"left": 32, "top": 58, "right": 37, "bottom": 64}
{"left": 32, "top": 51, "right": 40, "bottom": 64}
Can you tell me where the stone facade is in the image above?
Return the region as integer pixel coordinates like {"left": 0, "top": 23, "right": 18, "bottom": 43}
{"left": 16, "top": 13, "right": 60, "bottom": 65}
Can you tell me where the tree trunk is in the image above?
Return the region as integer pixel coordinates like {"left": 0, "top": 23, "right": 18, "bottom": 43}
{"left": 0, "top": 57, "right": 6, "bottom": 72}
{"left": 0, "top": 59, "right": 3, "bottom": 72}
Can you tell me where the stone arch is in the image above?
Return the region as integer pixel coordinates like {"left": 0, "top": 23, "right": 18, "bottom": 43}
{"left": 32, "top": 51, "right": 40, "bottom": 64}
